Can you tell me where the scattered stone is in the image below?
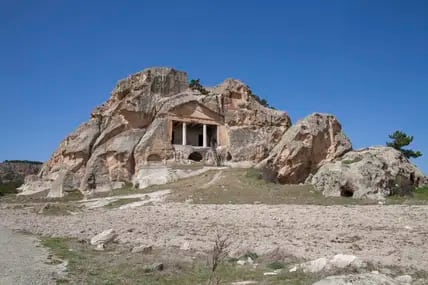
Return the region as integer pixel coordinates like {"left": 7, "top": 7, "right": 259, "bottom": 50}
{"left": 90, "top": 229, "right": 117, "bottom": 246}
{"left": 263, "top": 271, "right": 278, "bottom": 276}
{"left": 143, "top": 263, "right": 164, "bottom": 272}
{"left": 300, "top": 257, "right": 328, "bottom": 273}
{"left": 394, "top": 275, "right": 412, "bottom": 284}
{"left": 94, "top": 244, "right": 105, "bottom": 251}
{"left": 180, "top": 241, "right": 191, "bottom": 251}
{"left": 131, "top": 245, "right": 153, "bottom": 254}
{"left": 38, "top": 203, "right": 51, "bottom": 214}
{"left": 329, "top": 254, "right": 361, "bottom": 269}
{"left": 237, "top": 260, "right": 246, "bottom": 266}
{"left": 237, "top": 257, "right": 254, "bottom": 266}
{"left": 313, "top": 272, "right": 400, "bottom": 285}
{"left": 293, "top": 254, "right": 364, "bottom": 274}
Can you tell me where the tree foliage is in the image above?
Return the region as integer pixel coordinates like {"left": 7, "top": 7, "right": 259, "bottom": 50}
{"left": 386, "top": 130, "right": 422, "bottom": 159}
{"left": 246, "top": 86, "right": 274, "bottom": 109}
{"left": 189, "top": 79, "right": 209, "bottom": 95}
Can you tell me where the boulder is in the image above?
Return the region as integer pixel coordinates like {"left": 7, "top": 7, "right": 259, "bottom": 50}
{"left": 394, "top": 275, "right": 412, "bottom": 284}
{"left": 258, "top": 113, "right": 352, "bottom": 184}
{"left": 292, "top": 254, "right": 364, "bottom": 273}
{"left": 313, "top": 272, "right": 401, "bottom": 285}
{"left": 143, "top": 263, "right": 164, "bottom": 272}
{"left": 131, "top": 245, "right": 153, "bottom": 254}
{"left": 308, "top": 146, "right": 428, "bottom": 199}
{"left": 90, "top": 229, "right": 117, "bottom": 246}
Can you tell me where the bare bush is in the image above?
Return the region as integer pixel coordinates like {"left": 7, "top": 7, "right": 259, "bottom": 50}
{"left": 207, "top": 233, "right": 230, "bottom": 285}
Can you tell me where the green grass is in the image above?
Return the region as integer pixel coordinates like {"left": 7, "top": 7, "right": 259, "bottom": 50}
{"left": 386, "top": 186, "right": 428, "bottom": 205}
{"left": 0, "top": 181, "right": 21, "bottom": 196}
{"left": 267, "top": 261, "right": 285, "bottom": 270}
{"left": 341, "top": 157, "right": 362, "bottom": 165}
{"left": 104, "top": 198, "right": 142, "bottom": 209}
{"left": 40, "top": 237, "right": 332, "bottom": 285}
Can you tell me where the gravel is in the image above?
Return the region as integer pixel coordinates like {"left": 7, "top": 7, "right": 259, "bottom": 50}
{"left": 1, "top": 203, "right": 428, "bottom": 271}
{"left": 0, "top": 225, "right": 63, "bottom": 285}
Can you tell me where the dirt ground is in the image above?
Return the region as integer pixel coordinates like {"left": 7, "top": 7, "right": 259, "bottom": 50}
{"left": 1, "top": 168, "right": 428, "bottom": 284}
{"left": 0, "top": 226, "right": 65, "bottom": 285}
{"left": 1, "top": 202, "right": 428, "bottom": 271}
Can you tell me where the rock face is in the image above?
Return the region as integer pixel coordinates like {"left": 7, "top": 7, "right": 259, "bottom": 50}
{"left": 20, "top": 67, "right": 291, "bottom": 197}
{"left": 308, "top": 146, "right": 428, "bottom": 199}
{"left": 258, "top": 113, "right": 352, "bottom": 184}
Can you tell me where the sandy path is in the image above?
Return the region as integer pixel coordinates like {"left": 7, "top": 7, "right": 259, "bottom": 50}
{"left": 1, "top": 204, "right": 428, "bottom": 271}
{"left": 0, "top": 226, "right": 62, "bottom": 285}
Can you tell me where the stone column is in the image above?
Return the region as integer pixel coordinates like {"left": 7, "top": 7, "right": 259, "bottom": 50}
{"left": 203, "top": 124, "right": 207, "bottom": 147}
{"left": 182, "top": 122, "right": 187, "bottom": 145}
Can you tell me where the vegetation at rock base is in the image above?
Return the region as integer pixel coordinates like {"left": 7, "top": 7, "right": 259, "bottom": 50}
{"left": 189, "top": 78, "right": 209, "bottom": 95}
{"left": 0, "top": 180, "right": 22, "bottom": 196}
{"left": 386, "top": 130, "right": 422, "bottom": 159}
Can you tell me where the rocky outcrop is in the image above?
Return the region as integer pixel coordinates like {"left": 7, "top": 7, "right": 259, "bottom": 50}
{"left": 19, "top": 67, "right": 291, "bottom": 198}
{"left": 258, "top": 113, "right": 352, "bottom": 184}
{"left": 308, "top": 146, "right": 428, "bottom": 199}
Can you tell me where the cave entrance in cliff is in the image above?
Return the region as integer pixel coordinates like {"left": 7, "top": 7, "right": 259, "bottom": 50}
{"left": 171, "top": 121, "right": 217, "bottom": 147}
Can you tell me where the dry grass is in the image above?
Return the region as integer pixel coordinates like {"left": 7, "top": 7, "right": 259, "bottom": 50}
{"left": 166, "top": 168, "right": 378, "bottom": 205}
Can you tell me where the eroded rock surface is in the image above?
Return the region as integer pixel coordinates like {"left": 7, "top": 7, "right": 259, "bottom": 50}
{"left": 258, "top": 113, "right": 352, "bottom": 184}
{"left": 19, "top": 67, "right": 291, "bottom": 197}
{"left": 308, "top": 146, "right": 428, "bottom": 199}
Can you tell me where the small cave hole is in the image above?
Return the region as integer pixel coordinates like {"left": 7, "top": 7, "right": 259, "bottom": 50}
{"left": 340, "top": 183, "right": 354, "bottom": 197}
{"left": 188, "top": 152, "right": 203, "bottom": 162}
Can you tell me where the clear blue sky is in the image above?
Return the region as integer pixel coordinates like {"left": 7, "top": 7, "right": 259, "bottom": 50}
{"left": 1, "top": 0, "right": 427, "bottom": 173}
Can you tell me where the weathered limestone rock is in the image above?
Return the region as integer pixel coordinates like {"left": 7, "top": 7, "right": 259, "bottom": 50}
{"left": 90, "top": 229, "right": 117, "bottom": 246}
{"left": 313, "top": 272, "right": 402, "bottom": 285}
{"left": 308, "top": 146, "right": 428, "bottom": 199}
{"left": 131, "top": 245, "right": 153, "bottom": 254}
{"left": 19, "top": 67, "right": 291, "bottom": 198}
{"left": 291, "top": 254, "right": 364, "bottom": 274}
{"left": 258, "top": 113, "right": 352, "bottom": 184}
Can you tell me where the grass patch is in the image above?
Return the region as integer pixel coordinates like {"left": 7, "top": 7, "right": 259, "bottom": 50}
{"left": 386, "top": 186, "right": 428, "bottom": 205}
{"left": 341, "top": 157, "right": 362, "bottom": 165}
{"left": 267, "top": 261, "right": 285, "bottom": 270}
{"left": 166, "top": 168, "right": 380, "bottom": 205}
{"left": 104, "top": 198, "right": 142, "bottom": 209}
{"left": 0, "top": 181, "right": 21, "bottom": 196}
{"left": 41, "top": 237, "right": 325, "bottom": 284}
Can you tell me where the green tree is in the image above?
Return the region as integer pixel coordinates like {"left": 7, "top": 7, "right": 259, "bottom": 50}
{"left": 386, "top": 130, "right": 422, "bottom": 159}
{"left": 189, "top": 79, "right": 209, "bottom": 95}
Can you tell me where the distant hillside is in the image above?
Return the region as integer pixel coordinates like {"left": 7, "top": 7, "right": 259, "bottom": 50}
{"left": 0, "top": 160, "right": 43, "bottom": 195}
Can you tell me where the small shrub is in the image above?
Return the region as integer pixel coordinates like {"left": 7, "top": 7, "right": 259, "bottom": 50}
{"left": 0, "top": 181, "right": 22, "bottom": 196}
{"left": 267, "top": 261, "right": 285, "bottom": 270}
{"left": 342, "top": 157, "right": 362, "bottom": 165}
{"left": 245, "top": 168, "right": 263, "bottom": 180}
{"left": 242, "top": 252, "right": 258, "bottom": 261}
{"left": 189, "top": 79, "right": 209, "bottom": 95}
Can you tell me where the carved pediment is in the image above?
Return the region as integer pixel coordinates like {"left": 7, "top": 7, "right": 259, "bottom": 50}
{"left": 168, "top": 101, "right": 224, "bottom": 124}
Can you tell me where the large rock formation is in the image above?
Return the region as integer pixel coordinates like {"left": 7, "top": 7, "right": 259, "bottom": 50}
{"left": 20, "top": 67, "right": 291, "bottom": 198}
{"left": 18, "top": 67, "right": 427, "bottom": 199}
{"left": 307, "top": 146, "right": 428, "bottom": 199}
{"left": 258, "top": 113, "right": 352, "bottom": 184}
